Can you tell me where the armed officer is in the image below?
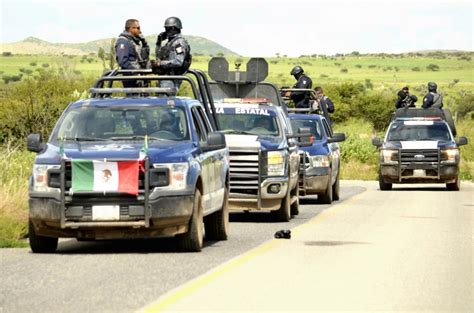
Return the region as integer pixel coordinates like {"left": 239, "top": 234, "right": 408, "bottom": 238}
{"left": 422, "top": 82, "right": 443, "bottom": 109}
{"left": 289, "top": 66, "right": 313, "bottom": 108}
{"left": 115, "top": 19, "right": 150, "bottom": 87}
{"left": 395, "top": 86, "right": 417, "bottom": 108}
{"left": 152, "top": 17, "right": 192, "bottom": 89}
{"left": 314, "top": 86, "right": 335, "bottom": 124}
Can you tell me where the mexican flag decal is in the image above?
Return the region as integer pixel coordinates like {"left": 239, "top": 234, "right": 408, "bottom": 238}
{"left": 71, "top": 160, "right": 139, "bottom": 195}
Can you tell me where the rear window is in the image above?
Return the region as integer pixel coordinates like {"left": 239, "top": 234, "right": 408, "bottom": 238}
{"left": 387, "top": 121, "right": 451, "bottom": 141}
{"left": 290, "top": 119, "right": 323, "bottom": 140}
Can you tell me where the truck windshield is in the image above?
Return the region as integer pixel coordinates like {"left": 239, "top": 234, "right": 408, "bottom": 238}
{"left": 289, "top": 119, "right": 323, "bottom": 140}
{"left": 387, "top": 121, "right": 451, "bottom": 141}
{"left": 216, "top": 109, "right": 280, "bottom": 137}
{"left": 55, "top": 106, "right": 189, "bottom": 141}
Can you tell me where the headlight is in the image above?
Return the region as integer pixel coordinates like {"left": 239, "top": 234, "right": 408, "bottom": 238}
{"left": 309, "top": 155, "right": 330, "bottom": 167}
{"left": 153, "top": 163, "right": 189, "bottom": 190}
{"left": 441, "top": 149, "right": 459, "bottom": 163}
{"left": 381, "top": 149, "right": 398, "bottom": 164}
{"left": 32, "top": 164, "right": 61, "bottom": 192}
{"left": 267, "top": 151, "right": 285, "bottom": 176}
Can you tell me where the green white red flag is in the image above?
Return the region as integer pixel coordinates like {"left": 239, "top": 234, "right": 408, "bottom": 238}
{"left": 71, "top": 160, "right": 139, "bottom": 195}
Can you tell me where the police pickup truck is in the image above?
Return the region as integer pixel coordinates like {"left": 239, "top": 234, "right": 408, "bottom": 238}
{"left": 289, "top": 113, "right": 345, "bottom": 204}
{"left": 27, "top": 69, "right": 229, "bottom": 252}
{"left": 372, "top": 108, "right": 468, "bottom": 190}
{"left": 208, "top": 57, "right": 301, "bottom": 221}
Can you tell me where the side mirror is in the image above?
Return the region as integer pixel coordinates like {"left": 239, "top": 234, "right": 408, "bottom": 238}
{"left": 27, "top": 133, "right": 44, "bottom": 153}
{"left": 298, "top": 127, "right": 313, "bottom": 147}
{"left": 327, "top": 133, "right": 346, "bottom": 143}
{"left": 372, "top": 137, "right": 382, "bottom": 147}
{"left": 202, "top": 132, "right": 226, "bottom": 152}
{"left": 456, "top": 136, "right": 468, "bottom": 146}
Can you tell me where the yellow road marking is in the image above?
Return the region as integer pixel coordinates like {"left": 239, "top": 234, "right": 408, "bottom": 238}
{"left": 141, "top": 187, "right": 369, "bottom": 312}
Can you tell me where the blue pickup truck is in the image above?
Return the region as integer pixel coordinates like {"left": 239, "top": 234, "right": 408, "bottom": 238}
{"left": 289, "top": 113, "right": 345, "bottom": 204}
{"left": 27, "top": 69, "right": 229, "bottom": 252}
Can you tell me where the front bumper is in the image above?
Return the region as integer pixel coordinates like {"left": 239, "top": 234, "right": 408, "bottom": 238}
{"left": 29, "top": 193, "right": 194, "bottom": 238}
{"left": 380, "top": 163, "right": 459, "bottom": 183}
{"left": 300, "top": 167, "right": 330, "bottom": 194}
{"left": 228, "top": 177, "right": 289, "bottom": 211}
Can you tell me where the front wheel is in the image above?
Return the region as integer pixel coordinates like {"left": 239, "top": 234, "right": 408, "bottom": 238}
{"left": 290, "top": 181, "right": 300, "bottom": 216}
{"left": 446, "top": 177, "right": 460, "bottom": 191}
{"left": 319, "top": 171, "right": 333, "bottom": 204}
{"left": 378, "top": 171, "right": 392, "bottom": 191}
{"left": 29, "top": 220, "right": 58, "bottom": 253}
{"left": 176, "top": 189, "right": 204, "bottom": 252}
{"left": 205, "top": 187, "right": 229, "bottom": 240}
{"left": 274, "top": 190, "right": 291, "bottom": 222}
{"left": 332, "top": 170, "right": 340, "bottom": 201}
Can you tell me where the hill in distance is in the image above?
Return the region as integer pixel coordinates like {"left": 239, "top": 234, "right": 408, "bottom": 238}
{"left": 0, "top": 36, "right": 240, "bottom": 56}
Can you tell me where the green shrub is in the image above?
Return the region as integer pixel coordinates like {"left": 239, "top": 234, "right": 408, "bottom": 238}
{"left": 426, "top": 63, "right": 440, "bottom": 71}
{"left": 0, "top": 70, "right": 94, "bottom": 143}
{"left": 340, "top": 68, "right": 348, "bottom": 73}
{"left": 411, "top": 66, "right": 421, "bottom": 72}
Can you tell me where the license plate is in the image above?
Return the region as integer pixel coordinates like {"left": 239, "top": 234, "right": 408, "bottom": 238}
{"left": 92, "top": 205, "right": 120, "bottom": 221}
{"left": 413, "top": 169, "right": 426, "bottom": 177}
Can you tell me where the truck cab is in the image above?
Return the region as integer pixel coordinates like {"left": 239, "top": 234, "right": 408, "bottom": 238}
{"left": 289, "top": 113, "right": 345, "bottom": 204}
{"left": 27, "top": 69, "right": 229, "bottom": 252}
{"left": 207, "top": 57, "right": 300, "bottom": 221}
{"left": 372, "top": 109, "right": 468, "bottom": 190}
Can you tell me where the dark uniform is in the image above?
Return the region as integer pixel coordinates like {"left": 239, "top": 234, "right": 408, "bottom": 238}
{"left": 152, "top": 17, "right": 192, "bottom": 89}
{"left": 289, "top": 66, "right": 313, "bottom": 108}
{"left": 422, "top": 82, "right": 443, "bottom": 109}
{"left": 395, "top": 88, "right": 417, "bottom": 108}
{"left": 115, "top": 32, "right": 150, "bottom": 70}
{"left": 115, "top": 32, "right": 150, "bottom": 88}
{"left": 155, "top": 33, "right": 191, "bottom": 75}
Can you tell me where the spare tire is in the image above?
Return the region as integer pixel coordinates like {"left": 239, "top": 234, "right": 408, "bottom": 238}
{"left": 442, "top": 109, "right": 456, "bottom": 137}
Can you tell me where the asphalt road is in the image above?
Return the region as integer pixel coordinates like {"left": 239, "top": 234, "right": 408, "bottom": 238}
{"left": 1, "top": 181, "right": 472, "bottom": 313}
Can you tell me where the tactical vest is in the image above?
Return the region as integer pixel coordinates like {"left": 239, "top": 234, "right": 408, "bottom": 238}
{"left": 156, "top": 36, "right": 192, "bottom": 75}
{"left": 432, "top": 93, "right": 443, "bottom": 108}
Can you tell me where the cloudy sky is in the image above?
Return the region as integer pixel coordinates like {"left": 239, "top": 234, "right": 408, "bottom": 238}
{"left": 1, "top": 0, "right": 472, "bottom": 56}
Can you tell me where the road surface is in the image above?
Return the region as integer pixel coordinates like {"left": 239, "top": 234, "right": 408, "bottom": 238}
{"left": 1, "top": 181, "right": 472, "bottom": 312}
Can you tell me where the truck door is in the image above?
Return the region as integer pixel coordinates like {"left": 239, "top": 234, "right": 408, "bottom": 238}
{"left": 191, "top": 106, "right": 225, "bottom": 214}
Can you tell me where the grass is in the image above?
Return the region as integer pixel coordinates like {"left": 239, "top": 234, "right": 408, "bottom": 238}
{"left": 0, "top": 142, "right": 34, "bottom": 247}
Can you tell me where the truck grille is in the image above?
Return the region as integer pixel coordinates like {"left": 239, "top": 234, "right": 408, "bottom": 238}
{"left": 299, "top": 152, "right": 309, "bottom": 188}
{"left": 400, "top": 149, "right": 439, "bottom": 163}
{"left": 229, "top": 150, "right": 260, "bottom": 195}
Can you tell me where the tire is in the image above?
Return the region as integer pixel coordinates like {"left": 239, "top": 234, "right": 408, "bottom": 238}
{"left": 446, "top": 176, "right": 460, "bottom": 191}
{"left": 318, "top": 171, "right": 333, "bottom": 204}
{"left": 28, "top": 220, "right": 58, "bottom": 253}
{"left": 290, "top": 181, "right": 300, "bottom": 216}
{"left": 204, "top": 187, "right": 229, "bottom": 241}
{"left": 176, "top": 189, "right": 204, "bottom": 252}
{"left": 274, "top": 189, "right": 291, "bottom": 222}
{"left": 378, "top": 171, "right": 392, "bottom": 191}
{"left": 442, "top": 109, "right": 457, "bottom": 137}
{"left": 332, "top": 170, "right": 340, "bottom": 201}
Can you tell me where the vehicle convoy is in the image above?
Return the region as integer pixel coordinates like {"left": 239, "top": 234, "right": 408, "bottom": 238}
{"left": 207, "top": 57, "right": 301, "bottom": 221}
{"left": 27, "top": 69, "right": 229, "bottom": 253}
{"left": 372, "top": 108, "right": 468, "bottom": 191}
{"left": 289, "top": 114, "right": 345, "bottom": 204}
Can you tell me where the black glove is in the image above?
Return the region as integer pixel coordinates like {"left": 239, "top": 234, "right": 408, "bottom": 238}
{"left": 156, "top": 32, "right": 166, "bottom": 46}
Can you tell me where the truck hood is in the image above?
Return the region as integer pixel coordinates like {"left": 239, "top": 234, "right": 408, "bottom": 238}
{"left": 224, "top": 134, "right": 283, "bottom": 151}
{"left": 383, "top": 140, "right": 456, "bottom": 150}
{"left": 35, "top": 141, "right": 196, "bottom": 165}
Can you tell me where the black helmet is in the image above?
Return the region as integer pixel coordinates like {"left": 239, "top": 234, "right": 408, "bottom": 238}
{"left": 164, "top": 17, "right": 182, "bottom": 30}
{"left": 428, "top": 82, "right": 437, "bottom": 92}
{"left": 290, "top": 65, "right": 304, "bottom": 76}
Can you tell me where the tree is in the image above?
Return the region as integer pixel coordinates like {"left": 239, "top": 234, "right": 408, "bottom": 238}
{"left": 98, "top": 47, "right": 106, "bottom": 69}
{"left": 109, "top": 38, "right": 116, "bottom": 69}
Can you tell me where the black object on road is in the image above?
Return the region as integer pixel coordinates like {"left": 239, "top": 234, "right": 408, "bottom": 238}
{"left": 274, "top": 229, "right": 291, "bottom": 239}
